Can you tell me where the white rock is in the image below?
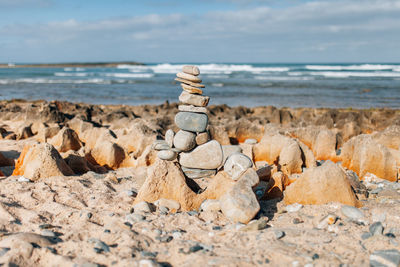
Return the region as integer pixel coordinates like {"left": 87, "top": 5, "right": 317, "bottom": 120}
{"left": 178, "top": 105, "right": 207, "bottom": 113}
{"left": 200, "top": 199, "right": 221, "bottom": 212}
{"left": 179, "top": 91, "right": 209, "bottom": 107}
{"left": 179, "top": 140, "right": 223, "bottom": 169}
{"left": 285, "top": 203, "right": 303, "bottom": 213}
{"left": 133, "top": 201, "right": 152, "bottom": 213}
{"left": 173, "top": 130, "right": 196, "bottom": 152}
{"left": 182, "top": 65, "right": 200, "bottom": 76}
{"left": 177, "top": 72, "right": 202, "bottom": 83}
{"left": 154, "top": 198, "right": 181, "bottom": 212}
{"left": 157, "top": 150, "right": 177, "bottom": 161}
{"left": 224, "top": 153, "right": 253, "bottom": 180}
{"left": 165, "top": 129, "right": 174, "bottom": 148}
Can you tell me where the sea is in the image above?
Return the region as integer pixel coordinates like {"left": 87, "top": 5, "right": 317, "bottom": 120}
{"left": 0, "top": 63, "right": 399, "bottom": 108}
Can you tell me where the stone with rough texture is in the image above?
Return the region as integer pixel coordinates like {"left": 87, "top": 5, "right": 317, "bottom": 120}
{"left": 182, "top": 65, "right": 200, "bottom": 76}
{"left": 224, "top": 153, "right": 253, "bottom": 180}
{"left": 179, "top": 140, "right": 223, "bottom": 169}
{"left": 219, "top": 168, "right": 260, "bottom": 224}
{"left": 179, "top": 91, "right": 210, "bottom": 107}
{"left": 133, "top": 201, "right": 152, "bottom": 213}
{"left": 370, "top": 249, "right": 400, "bottom": 267}
{"left": 165, "top": 129, "right": 174, "bottom": 148}
{"left": 48, "top": 127, "right": 82, "bottom": 153}
{"left": 265, "top": 171, "right": 289, "bottom": 200}
{"left": 133, "top": 159, "right": 235, "bottom": 211}
{"left": 340, "top": 134, "right": 398, "bottom": 182}
{"left": 178, "top": 105, "right": 207, "bottom": 113}
{"left": 90, "top": 138, "right": 126, "bottom": 169}
{"left": 284, "top": 161, "right": 360, "bottom": 207}
{"left": 173, "top": 130, "right": 196, "bottom": 151}
{"left": 177, "top": 72, "right": 202, "bottom": 83}
{"left": 181, "top": 83, "right": 203, "bottom": 94}
{"left": 181, "top": 167, "right": 216, "bottom": 179}
{"left": 175, "top": 112, "right": 208, "bottom": 133}
{"left": 157, "top": 150, "right": 177, "bottom": 161}
{"left": 12, "top": 143, "right": 74, "bottom": 181}
{"left": 196, "top": 132, "right": 209, "bottom": 145}
{"left": 175, "top": 77, "right": 205, "bottom": 88}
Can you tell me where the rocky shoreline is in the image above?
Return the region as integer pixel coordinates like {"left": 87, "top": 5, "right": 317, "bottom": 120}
{"left": 0, "top": 98, "right": 399, "bottom": 266}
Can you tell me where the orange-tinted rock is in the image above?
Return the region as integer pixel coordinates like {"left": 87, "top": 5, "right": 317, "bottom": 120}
{"left": 253, "top": 133, "right": 303, "bottom": 175}
{"left": 284, "top": 161, "right": 360, "bottom": 207}
{"left": 17, "top": 125, "right": 34, "bottom": 140}
{"left": 35, "top": 125, "right": 61, "bottom": 143}
{"left": 48, "top": 127, "right": 82, "bottom": 152}
{"left": 12, "top": 143, "right": 74, "bottom": 181}
{"left": 340, "top": 134, "right": 398, "bottom": 182}
{"left": 264, "top": 171, "right": 289, "bottom": 200}
{"left": 209, "top": 125, "right": 230, "bottom": 145}
{"left": 90, "top": 138, "right": 126, "bottom": 170}
{"left": 372, "top": 125, "right": 400, "bottom": 150}
{"left": 62, "top": 150, "right": 91, "bottom": 174}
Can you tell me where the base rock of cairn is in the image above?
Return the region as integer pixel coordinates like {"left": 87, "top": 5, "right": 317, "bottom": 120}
{"left": 134, "top": 65, "right": 260, "bottom": 223}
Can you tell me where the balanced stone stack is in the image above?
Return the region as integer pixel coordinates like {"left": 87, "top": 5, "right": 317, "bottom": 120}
{"left": 154, "top": 65, "right": 223, "bottom": 179}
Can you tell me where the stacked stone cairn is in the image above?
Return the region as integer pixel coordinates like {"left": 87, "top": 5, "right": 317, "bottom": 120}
{"left": 150, "top": 65, "right": 261, "bottom": 224}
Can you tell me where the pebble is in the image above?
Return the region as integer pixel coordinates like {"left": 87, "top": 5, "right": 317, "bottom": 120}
{"left": 178, "top": 91, "right": 209, "bottom": 107}
{"left": 200, "top": 199, "right": 221, "bottom": 212}
{"left": 182, "top": 65, "right": 200, "bottom": 76}
{"left": 274, "top": 230, "right": 285, "bottom": 239}
{"left": 181, "top": 167, "right": 216, "bottom": 179}
{"left": 88, "top": 238, "right": 110, "bottom": 253}
{"left": 178, "top": 104, "right": 207, "bottom": 114}
{"left": 292, "top": 218, "right": 303, "bottom": 224}
{"left": 172, "top": 231, "right": 183, "bottom": 239}
{"left": 341, "top": 205, "right": 365, "bottom": 221}
{"left": 175, "top": 77, "right": 205, "bottom": 88}
{"left": 152, "top": 140, "right": 170, "bottom": 151}
{"left": 175, "top": 111, "right": 208, "bottom": 132}
{"left": 173, "top": 130, "right": 196, "bottom": 151}
{"left": 369, "top": 221, "right": 384, "bottom": 236}
{"left": 41, "top": 230, "right": 56, "bottom": 238}
{"left": 133, "top": 201, "right": 152, "bottom": 213}
{"left": 224, "top": 153, "right": 253, "bottom": 181}
{"left": 195, "top": 132, "right": 209, "bottom": 145}
{"left": 361, "top": 232, "right": 372, "bottom": 240}
{"left": 244, "top": 138, "right": 257, "bottom": 144}
{"left": 177, "top": 72, "right": 202, "bottom": 83}
{"left": 179, "top": 140, "right": 223, "bottom": 169}
{"left": 189, "top": 244, "right": 204, "bottom": 253}
{"left": 165, "top": 129, "right": 174, "bottom": 148}
{"left": 181, "top": 84, "right": 203, "bottom": 94}
{"left": 157, "top": 150, "right": 177, "bottom": 161}
{"left": 154, "top": 198, "right": 181, "bottom": 212}
{"left": 155, "top": 235, "right": 173, "bottom": 243}
{"left": 18, "top": 176, "right": 31, "bottom": 182}
{"left": 240, "top": 218, "right": 268, "bottom": 231}
{"left": 140, "top": 251, "right": 158, "bottom": 258}
{"left": 316, "top": 214, "right": 337, "bottom": 229}
{"left": 370, "top": 249, "right": 400, "bottom": 267}
{"left": 187, "top": 210, "right": 199, "bottom": 216}
{"left": 285, "top": 203, "right": 303, "bottom": 213}
{"left": 125, "top": 213, "right": 146, "bottom": 223}
{"left": 254, "top": 181, "right": 268, "bottom": 200}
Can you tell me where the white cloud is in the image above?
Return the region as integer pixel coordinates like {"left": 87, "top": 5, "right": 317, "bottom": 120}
{"left": 1, "top": 0, "right": 400, "bottom": 62}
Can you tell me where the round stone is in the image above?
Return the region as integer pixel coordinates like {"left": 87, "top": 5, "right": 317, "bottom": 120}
{"left": 224, "top": 153, "right": 253, "bottom": 180}
{"left": 341, "top": 205, "right": 364, "bottom": 220}
{"left": 173, "top": 130, "right": 196, "bottom": 151}
{"left": 175, "top": 112, "right": 208, "bottom": 132}
{"left": 157, "top": 150, "right": 177, "bottom": 161}
{"left": 165, "top": 129, "right": 174, "bottom": 148}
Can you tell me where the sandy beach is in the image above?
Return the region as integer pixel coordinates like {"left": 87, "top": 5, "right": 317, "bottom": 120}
{"left": 0, "top": 99, "right": 398, "bottom": 266}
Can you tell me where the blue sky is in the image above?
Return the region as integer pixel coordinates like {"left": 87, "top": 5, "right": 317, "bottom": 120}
{"left": 0, "top": 0, "right": 400, "bottom": 63}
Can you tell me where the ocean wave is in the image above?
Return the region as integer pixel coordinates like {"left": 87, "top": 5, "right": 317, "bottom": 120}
{"left": 308, "top": 71, "right": 400, "bottom": 78}
{"left": 254, "top": 76, "right": 315, "bottom": 81}
{"left": 55, "top": 72, "right": 89, "bottom": 77}
{"left": 305, "top": 64, "right": 399, "bottom": 71}
{"left": 0, "top": 78, "right": 110, "bottom": 84}
{"left": 63, "top": 67, "right": 86, "bottom": 71}
{"left": 117, "top": 63, "right": 290, "bottom": 74}
{"left": 104, "top": 73, "right": 154, "bottom": 78}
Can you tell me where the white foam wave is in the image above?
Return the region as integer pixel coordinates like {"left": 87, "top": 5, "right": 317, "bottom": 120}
{"left": 0, "top": 78, "right": 109, "bottom": 84}
{"left": 255, "top": 76, "right": 315, "bottom": 81}
{"left": 117, "top": 63, "right": 289, "bottom": 74}
{"left": 308, "top": 71, "right": 400, "bottom": 78}
{"left": 104, "top": 73, "right": 154, "bottom": 78}
{"left": 305, "top": 64, "right": 399, "bottom": 71}
{"left": 54, "top": 72, "right": 89, "bottom": 77}
{"left": 211, "top": 83, "right": 224, "bottom": 87}
{"left": 63, "top": 67, "right": 86, "bottom": 71}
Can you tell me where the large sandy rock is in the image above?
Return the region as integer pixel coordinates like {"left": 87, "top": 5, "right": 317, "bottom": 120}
{"left": 62, "top": 150, "right": 92, "bottom": 174}
{"left": 253, "top": 133, "right": 303, "bottom": 175}
{"left": 288, "top": 126, "right": 338, "bottom": 162}
{"left": 48, "top": 127, "right": 82, "bottom": 152}
{"left": 372, "top": 125, "right": 400, "bottom": 150}
{"left": 35, "top": 125, "right": 61, "bottom": 143}
{"left": 340, "top": 134, "right": 398, "bottom": 182}
{"left": 264, "top": 171, "right": 289, "bottom": 200}
{"left": 12, "top": 143, "right": 74, "bottom": 181}
{"left": 284, "top": 161, "right": 360, "bottom": 206}
{"left": 90, "top": 137, "right": 126, "bottom": 170}
{"left": 179, "top": 140, "right": 223, "bottom": 169}
{"left": 133, "top": 159, "right": 235, "bottom": 211}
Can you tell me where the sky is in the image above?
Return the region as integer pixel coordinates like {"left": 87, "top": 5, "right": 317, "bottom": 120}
{"left": 0, "top": 0, "right": 400, "bottom": 63}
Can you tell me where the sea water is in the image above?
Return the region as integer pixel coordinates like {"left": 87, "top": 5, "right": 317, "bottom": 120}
{"left": 0, "top": 63, "right": 399, "bottom": 108}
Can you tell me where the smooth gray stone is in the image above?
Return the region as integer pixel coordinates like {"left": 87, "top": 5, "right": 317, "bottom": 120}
{"left": 157, "top": 150, "right": 177, "bottom": 161}
{"left": 181, "top": 167, "right": 216, "bottom": 179}
{"left": 152, "top": 140, "right": 170, "bottom": 151}
{"left": 361, "top": 232, "right": 372, "bottom": 240}
{"left": 175, "top": 112, "right": 208, "bottom": 133}
{"left": 370, "top": 249, "right": 400, "bottom": 267}
{"left": 165, "top": 129, "right": 174, "bottom": 148}
{"left": 173, "top": 130, "right": 196, "bottom": 151}
{"left": 179, "top": 140, "right": 223, "bottom": 169}
{"left": 224, "top": 153, "right": 253, "bottom": 180}
{"left": 370, "top": 221, "right": 384, "bottom": 236}
{"left": 341, "top": 205, "right": 364, "bottom": 220}
{"left": 222, "top": 145, "right": 243, "bottom": 164}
